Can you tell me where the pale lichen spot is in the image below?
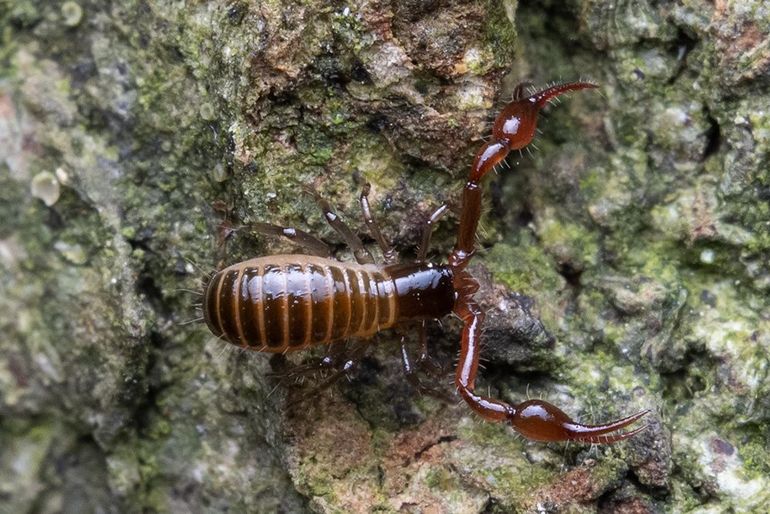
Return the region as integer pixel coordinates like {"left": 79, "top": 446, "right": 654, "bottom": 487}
{"left": 30, "top": 171, "right": 61, "bottom": 206}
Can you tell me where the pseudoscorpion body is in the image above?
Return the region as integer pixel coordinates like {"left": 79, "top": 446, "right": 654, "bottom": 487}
{"left": 205, "top": 257, "right": 454, "bottom": 353}
{"left": 202, "top": 81, "right": 650, "bottom": 444}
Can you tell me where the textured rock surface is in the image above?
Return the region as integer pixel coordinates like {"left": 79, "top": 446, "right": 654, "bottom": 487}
{"left": 1, "top": 0, "right": 768, "bottom": 512}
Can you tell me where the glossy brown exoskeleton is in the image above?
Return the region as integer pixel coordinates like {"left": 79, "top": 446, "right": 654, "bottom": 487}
{"left": 203, "top": 82, "right": 648, "bottom": 443}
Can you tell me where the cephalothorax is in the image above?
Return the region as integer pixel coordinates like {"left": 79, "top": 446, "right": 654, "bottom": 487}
{"left": 203, "top": 81, "right": 648, "bottom": 444}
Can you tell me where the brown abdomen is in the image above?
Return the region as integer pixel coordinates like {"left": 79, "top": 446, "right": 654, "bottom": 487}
{"left": 203, "top": 256, "right": 397, "bottom": 352}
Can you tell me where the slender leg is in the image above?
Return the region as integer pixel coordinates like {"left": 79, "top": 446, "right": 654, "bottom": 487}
{"left": 215, "top": 218, "right": 236, "bottom": 270}
{"left": 417, "top": 203, "right": 449, "bottom": 262}
{"left": 274, "top": 341, "right": 368, "bottom": 406}
{"left": 418, "top": 322, "right": 429, "bottom": 362}
{"left": 242, "top": 222, "right": 331, "bottom": 257}
{"left": 359, "top": 184, "right": 397, "bottom": 264}
{"left": 269, "top": 354, "right": 335, "bottom": 382}
{"left": 452, "top": 273, "right": 648, "bottom": 443}
{"left": 413, "top": 321, "right": 444, "bottom": 376}
{"left": 512, "top": 81, "right": 533, "bottom": 101}
{"left": 310, "top": 190, "right": 375, "bottom": 265}
{"left": 268, "top": 340, "right": 350, "bottom": 381}
{"left": 400, "top": 336, "right": 451, "bottom": 400}
{"left": 400, "top": 337, "right": 416, "bottom": 376}
{"left": 286, "top": 358, "right": 358, "bottom": 407}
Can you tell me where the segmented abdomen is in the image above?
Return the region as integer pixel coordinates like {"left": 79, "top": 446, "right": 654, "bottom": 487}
{"left": 203, "top": 256, "right": 398, "bottom": 352}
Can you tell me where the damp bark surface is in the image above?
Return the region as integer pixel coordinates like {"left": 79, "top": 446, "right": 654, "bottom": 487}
{"left": 1, "top": 1, "right": 769, "bottom": 512}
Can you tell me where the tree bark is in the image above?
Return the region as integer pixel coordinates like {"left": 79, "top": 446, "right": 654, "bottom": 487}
{"left": 1, "top": 1, "right": 768, "bottom": 512}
